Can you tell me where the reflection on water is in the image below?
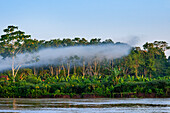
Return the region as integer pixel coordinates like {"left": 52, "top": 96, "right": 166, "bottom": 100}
{"left": 13, "top": 98, "right": 16, "bottom": 110}
{"left": 0, "top": 98, "right": 169, "bottom": 113}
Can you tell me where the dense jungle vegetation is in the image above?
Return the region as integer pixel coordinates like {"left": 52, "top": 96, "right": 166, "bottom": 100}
{"left": 0, "top": 26, "right": 170, "bottom": 98}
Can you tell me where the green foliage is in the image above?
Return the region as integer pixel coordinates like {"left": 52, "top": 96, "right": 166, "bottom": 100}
{"left": 0, "top": 73, "right": 169, "bottom": 98}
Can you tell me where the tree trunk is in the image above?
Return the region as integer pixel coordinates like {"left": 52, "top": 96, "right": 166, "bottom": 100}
{"left": 55, "top": 68, "right": 58, "bottom": 76}
{"left": 90, "top": 66, "right": 94, "bottom": 76}
{"left": 49, "top": 65, "right": 53, "bottom": 76}
{"left": 12, "top": 55, "right": 15, "bottom": 82}
{"left": 34, "top": 67, "right": 36, "bottom": 75}
{"left": 62, "top": 64, "right": 66, "bottom": 76}
{"left": 58, "top": 66, "right": 61, "bottom": 74}
{"left": 97, "top": 63, "right": 100, "bottom": 75}
{"left": 74, "top": 65, "right": 76, "bottom": 74}
{"left": 67, "top": 62, "right": 70, "bottom": 76}
{"left": 94, "top": 60, "right": 97, "bottom": 75}
{"left": 82, "top": 61, "right": 85, "bottom": 76}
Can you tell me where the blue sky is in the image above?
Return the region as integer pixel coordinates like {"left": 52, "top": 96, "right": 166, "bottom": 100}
{"left": 0, "top": 0, "right": 170, "bottom": 55}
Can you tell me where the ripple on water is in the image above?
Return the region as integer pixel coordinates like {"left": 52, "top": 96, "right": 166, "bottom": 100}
{"left": 0, "top": 98, "right": 169, "bottom": 113}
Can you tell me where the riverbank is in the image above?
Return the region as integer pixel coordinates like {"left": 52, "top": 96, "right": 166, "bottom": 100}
{"left": 0, "top": 75, "right": 169, "bottom": 98}
{"left": 22, "top": 92, "right": 170, "bottom": 98}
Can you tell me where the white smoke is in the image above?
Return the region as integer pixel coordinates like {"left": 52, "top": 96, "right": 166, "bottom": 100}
{"left": 0, "top": 44, "right": 132, "bottom": 71}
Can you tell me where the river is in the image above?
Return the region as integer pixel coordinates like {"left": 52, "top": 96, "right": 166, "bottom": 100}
{"left": 0, "top": 98, "right": 169, "bottom": 113}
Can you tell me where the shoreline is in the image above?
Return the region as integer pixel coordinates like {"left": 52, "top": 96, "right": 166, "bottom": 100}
{"left": 1, "top": 93, "right": 169, "bottom": 98}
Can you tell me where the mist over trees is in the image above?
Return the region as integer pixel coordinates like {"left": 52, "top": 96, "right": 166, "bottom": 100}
{"left": 0, "top": 25, "right": 170, "bottom": 98}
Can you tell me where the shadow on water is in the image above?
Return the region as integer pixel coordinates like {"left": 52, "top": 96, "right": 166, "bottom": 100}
{"left": 0, "top": 98, "right": 169, "bottom": 113}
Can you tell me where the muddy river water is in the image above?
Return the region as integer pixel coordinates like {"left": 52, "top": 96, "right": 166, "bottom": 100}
{"left": 0, "top": 98, "right": 169, "bottom": 113}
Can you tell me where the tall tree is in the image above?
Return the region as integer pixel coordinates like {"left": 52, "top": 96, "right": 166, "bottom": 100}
{"left": 0, "top": 25, "right": 32, "bottom": 82}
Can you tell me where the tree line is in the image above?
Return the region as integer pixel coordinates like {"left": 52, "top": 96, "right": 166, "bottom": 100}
{"left": 0, "top": 25, "right": 169, "bottom": 98}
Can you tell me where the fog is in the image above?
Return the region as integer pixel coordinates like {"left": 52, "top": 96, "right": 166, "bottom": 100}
{"left": 0, "top": 44, "right": 132, "bottom": 71}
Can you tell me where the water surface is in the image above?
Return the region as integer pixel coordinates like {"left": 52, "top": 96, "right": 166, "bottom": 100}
{"left": 0, "top": 98, "right": 169, "bottom": 113}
